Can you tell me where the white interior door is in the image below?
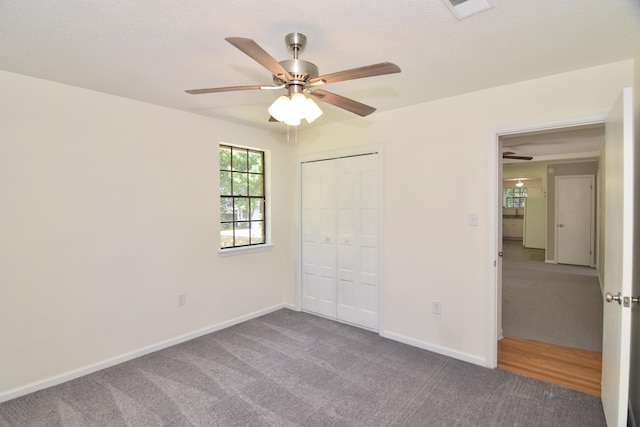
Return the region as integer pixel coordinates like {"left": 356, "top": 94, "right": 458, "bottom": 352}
{"left": 556, "top": 175, "right": 594, "bottom": 266}
{"left": 301, "top": 160, "right": 337, "bottom": 318}
{"left": 301, "top": 154, "right": 380, "bottom": 330}
{"left": 336, "top": 155, "right": 379, "bottom": 329}
{"left": 601, "top": 87, "right": 634, "bottom": 427}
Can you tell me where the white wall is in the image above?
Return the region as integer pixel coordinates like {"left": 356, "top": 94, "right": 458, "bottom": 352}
{"left": 296, "top": 60, "right": 633, "bottom": 365}
{"left": 0, "top": 71, "right": 297, "bottom": 399}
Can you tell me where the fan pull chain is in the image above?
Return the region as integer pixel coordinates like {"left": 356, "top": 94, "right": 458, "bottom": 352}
{"left": 285, "top": 124, "right": 298, "bottom": 147}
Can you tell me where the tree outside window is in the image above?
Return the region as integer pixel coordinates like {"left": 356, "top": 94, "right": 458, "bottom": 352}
{"left": 220, "top": 145, "right": 265, "bottom": 248}
{"left": 504, "top": 187, "right": 527, "bottom": 208}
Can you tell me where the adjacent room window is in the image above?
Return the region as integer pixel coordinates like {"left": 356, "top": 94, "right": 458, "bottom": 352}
{"left": 504, "top": 187, "right": 527, "bottom": 208}
{"left": 219, "top": 145, "right": 266, "bottom": 249}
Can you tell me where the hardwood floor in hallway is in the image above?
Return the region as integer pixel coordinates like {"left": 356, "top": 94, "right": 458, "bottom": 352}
{"left": 498, "top": 336, "right": 602, "bottom": 396}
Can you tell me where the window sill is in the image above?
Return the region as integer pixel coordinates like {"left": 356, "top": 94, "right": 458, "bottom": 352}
{"left": 218, "top": 244, "right": 274, "bottom": 257}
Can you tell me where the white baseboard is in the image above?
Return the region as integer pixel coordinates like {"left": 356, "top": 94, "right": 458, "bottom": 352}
{"left": 380, "top": 330, "right": 488, "bottom": 367}
{"left": 0, "top": 304, "right": 291, "bottom": 403}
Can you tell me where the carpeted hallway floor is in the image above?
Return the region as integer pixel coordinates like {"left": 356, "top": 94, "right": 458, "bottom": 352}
{"left": 0, "top": 309, "right": 605, "bottom": 426}
{"left": 501, "top": 239, "right": 603, "bottom": 352}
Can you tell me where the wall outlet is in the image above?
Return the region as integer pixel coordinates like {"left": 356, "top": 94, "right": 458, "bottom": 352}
{"left": 432, "top": 301, "right": 442, "bottom": 315}
{"left": 177, "top": 293, "right": 186, "bottom": 306}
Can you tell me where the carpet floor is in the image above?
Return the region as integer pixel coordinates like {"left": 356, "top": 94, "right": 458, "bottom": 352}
{"left": 0, "top": 309, "right": 605, "bottom": 426}
{"left": 502, "top": 240, "right": 603, "bottom": 352}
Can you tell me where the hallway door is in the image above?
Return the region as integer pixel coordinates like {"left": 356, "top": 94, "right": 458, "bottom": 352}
{"left": 556, "top": 175, "right": 594, "bottom": 266}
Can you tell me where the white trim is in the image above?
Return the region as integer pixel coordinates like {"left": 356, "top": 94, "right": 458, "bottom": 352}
{"left": 487, "top": 115, "right": 607, "bottom": 370}
{"left": 380, "top": 330, "right": 488, "bottom": 367}
{"left": 486, "top": 130, "right": 500, "bottom": 368}
{"left": 218, "top": 243, "right": 274, "bottom": 257}
{"left": 0, "top": 304, "right": 292, "bottom": 403}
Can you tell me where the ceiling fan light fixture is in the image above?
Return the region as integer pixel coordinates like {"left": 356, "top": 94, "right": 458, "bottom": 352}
{"left": 268, "top": 93, "right": 323, "bottom": 126}
{"left": 290, "top": 93, "right": 307, "bottom": 110}
{"left": 268, "top": 95, "right": 291, "bottom": 122}
{"left": 304, "top": 98, "right": 323, "bottom": 123}
{"left": 283, "top": 115, "right": 301, "bottom": 126}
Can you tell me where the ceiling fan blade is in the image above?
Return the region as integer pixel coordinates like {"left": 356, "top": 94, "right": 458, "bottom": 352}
{"left": 225, "top": 37, "right": 293, "bottom": 81}
{"left": 309, "top": 89, "right": 376, "bottom": 117}
{"left": 308, "top": 62, "right": 401, "bottom": 86}
{"left": 503, "top": 154, "right": 533, "bottom": 160}
{"left": 185, "top": 85, "right": 265, "bottom": 95}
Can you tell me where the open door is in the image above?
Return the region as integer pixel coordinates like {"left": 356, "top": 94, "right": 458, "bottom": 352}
{"left": 601, "top": 87, "right": 635, "bottom": 426}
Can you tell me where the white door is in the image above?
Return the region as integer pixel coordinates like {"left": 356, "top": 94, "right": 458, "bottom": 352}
{"left": 301, "top": 154, "right": 380, "bottom": 330}
{"left": 336, "top": 155, "right": 379, "bottom": 329}
{"left": 601, "top": 87, "right": 634, "bottom": 427}
{"left": 556, "top": 175, "right": 594, "bottom": 266}
{"left": 301, "top": 160, "right": 337, "bottom": 318}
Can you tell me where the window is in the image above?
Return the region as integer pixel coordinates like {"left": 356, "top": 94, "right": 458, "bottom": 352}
{"left": 219, "top": 145, "right": 265, "bottom": 249}
{"left": 504, "top": 187, "right": 527, "bottom": 208}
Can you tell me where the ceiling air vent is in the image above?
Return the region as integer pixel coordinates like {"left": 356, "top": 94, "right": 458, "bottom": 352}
{"left": 443, "top": 0, "right": 494, "bottom": 19}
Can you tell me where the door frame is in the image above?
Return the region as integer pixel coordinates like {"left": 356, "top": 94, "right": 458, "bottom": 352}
{"left": 295, "top": 144, "right": 385, "bottom": 332}
{"left": 486, "top": 115, "right": 605, "bottom": 368}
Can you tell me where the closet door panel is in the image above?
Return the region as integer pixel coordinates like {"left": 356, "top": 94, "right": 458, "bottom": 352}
{"left": 336, "top": 155, "right": 379, "bottom": 328}
{"left": 301, "top": 153, "right": 379, "bottom": 330}
{"left": 301, "top": 160, "right": 337, "bottom": 317}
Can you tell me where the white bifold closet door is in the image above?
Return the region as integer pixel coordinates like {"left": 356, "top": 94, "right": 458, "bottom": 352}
{"left": 301, "top": 154, "right": 379, "bottom": 330}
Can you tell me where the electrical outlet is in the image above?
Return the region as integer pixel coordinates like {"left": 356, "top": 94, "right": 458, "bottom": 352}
{"left": 432, "top": 301, "right": 442, "bottom": 315}
{"left": 177, "top": 293, "right": 186, "bottom": 306}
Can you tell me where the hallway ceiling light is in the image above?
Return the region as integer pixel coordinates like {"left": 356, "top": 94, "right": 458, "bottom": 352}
{"left": 515, "top": 179, "right": 524, "bottom": 187}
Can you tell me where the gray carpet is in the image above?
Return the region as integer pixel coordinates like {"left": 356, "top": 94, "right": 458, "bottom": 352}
{"left": 0, "top": 309, "right": 605, "bottom": 426}
{"left": 502, "top": 240, "right": 603, "bottom": 352}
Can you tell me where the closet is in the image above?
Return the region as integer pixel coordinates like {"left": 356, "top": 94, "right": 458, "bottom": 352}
{"left": 301, "top": 153, "right": 379, "bottom": 330}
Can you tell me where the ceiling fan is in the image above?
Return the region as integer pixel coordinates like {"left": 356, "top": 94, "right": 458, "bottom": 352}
{"left": 503, "top": 151, "right": 533, "bottom": 161}
{"left": 185, "top": 33, "right": 401, "bottom": 126}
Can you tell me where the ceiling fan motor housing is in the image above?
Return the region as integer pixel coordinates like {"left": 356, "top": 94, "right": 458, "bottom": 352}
{"left": 273, "top": 59, "right": 319, "bottom": 85}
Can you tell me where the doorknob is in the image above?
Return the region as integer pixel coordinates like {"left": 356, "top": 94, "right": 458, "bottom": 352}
{"left": 605, "top": 292, "right": 622, "bottom": 304}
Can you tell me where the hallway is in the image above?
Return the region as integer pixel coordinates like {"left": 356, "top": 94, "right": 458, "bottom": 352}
{"left": 501, "top": 239, "right": 602, "bottom": 352}
{"left": 499, "top": 240, "right": 603, "bottom": 396}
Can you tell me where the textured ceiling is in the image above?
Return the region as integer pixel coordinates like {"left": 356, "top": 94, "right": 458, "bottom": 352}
{"left": 1, "top": 0, "right": 639, "bottom": 131}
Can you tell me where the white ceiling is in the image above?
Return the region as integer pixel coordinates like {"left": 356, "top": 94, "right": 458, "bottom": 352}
{"left": 501, "top": 123, "right": 605, "bottom": 163}
{"left": 1, "top": 0, "right": 639, "bottom": 131}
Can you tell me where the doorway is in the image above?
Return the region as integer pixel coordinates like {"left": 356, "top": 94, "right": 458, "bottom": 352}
{"left": 496, "top": 124, "right": 605, "bottom": 392}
